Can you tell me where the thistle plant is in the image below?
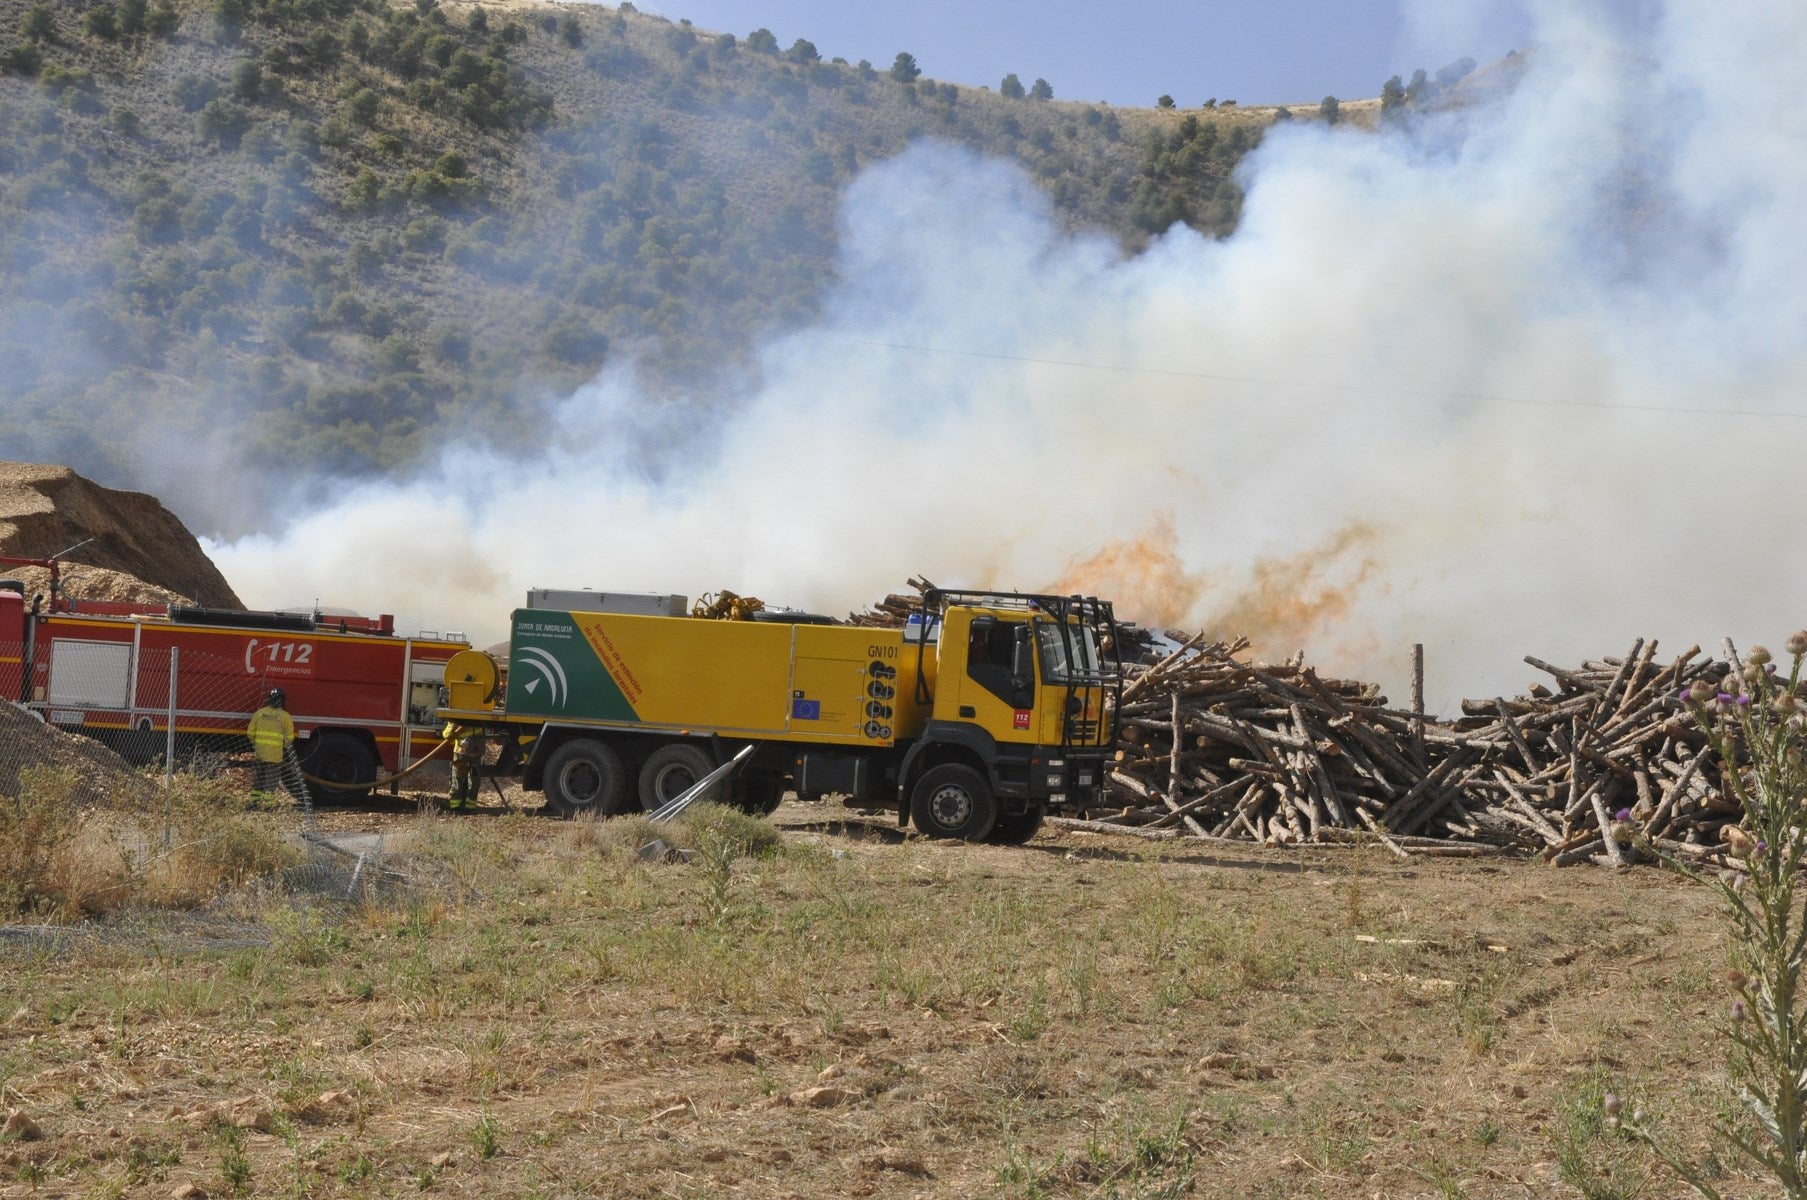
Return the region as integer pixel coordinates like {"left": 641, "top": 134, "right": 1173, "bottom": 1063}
{"left": 1619, "top": 633, "right": 1807, "bottom": 1197}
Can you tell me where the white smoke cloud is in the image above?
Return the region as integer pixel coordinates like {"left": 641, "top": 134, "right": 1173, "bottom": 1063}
{"left": 210, "top": 0, "right": 1807, "bottom": 711}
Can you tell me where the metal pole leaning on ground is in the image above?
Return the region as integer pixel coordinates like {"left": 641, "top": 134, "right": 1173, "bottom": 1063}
{"left": 650, "top": 744, "right": 756, "bottom": 823}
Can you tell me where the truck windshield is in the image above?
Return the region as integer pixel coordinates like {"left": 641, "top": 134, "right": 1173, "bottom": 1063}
{"left": 1034, "top": 619, "right": 1104, "bottom": 682}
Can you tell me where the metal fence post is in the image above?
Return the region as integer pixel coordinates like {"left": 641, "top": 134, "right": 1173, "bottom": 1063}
{"left": 165, "top": 645, "right": 178, "bottom": 785}
{"left": 162, "top": 646, "right": 178, "bottom": 846}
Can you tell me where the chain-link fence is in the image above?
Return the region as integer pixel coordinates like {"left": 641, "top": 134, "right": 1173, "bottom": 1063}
{"left": 1, "top": 639, "right": 319, "bottom": 811}
{"left": 0, "top": 637, "right": 445, "bottom": 937}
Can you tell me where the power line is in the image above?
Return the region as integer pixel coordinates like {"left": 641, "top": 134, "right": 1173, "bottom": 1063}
{"left": 843, "top": 337, "right": 1807, "bottom": 421}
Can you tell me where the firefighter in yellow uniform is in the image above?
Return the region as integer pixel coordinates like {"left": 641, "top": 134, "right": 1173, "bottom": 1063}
{"left": 442, "top": 721, "right": 485, "bottom": 811}
{"left": 247, "top": 688, "right": 296, "bottom": 800}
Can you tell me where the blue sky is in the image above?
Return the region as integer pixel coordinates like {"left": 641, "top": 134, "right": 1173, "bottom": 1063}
{"left": 633, "top": 0, "right": 1534, "bottom": 108}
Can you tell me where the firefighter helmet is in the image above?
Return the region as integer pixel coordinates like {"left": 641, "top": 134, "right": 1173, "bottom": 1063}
{"left": 267, "top": 688, "right": 286, "bottom": 708}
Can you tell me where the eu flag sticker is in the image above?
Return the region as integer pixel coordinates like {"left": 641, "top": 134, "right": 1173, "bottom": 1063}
{"left": 792, "top": 698, "right": 821, "bottom": 721}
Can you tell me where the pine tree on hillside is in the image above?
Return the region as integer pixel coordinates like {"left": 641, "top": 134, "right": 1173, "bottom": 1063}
{"left": 1380, "top": 75, "right": 1405, "bottom": 119}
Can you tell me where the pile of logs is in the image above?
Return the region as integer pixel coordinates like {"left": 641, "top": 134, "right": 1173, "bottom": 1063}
{"left": 1436, "top": 641, "right": 1738, "bottom": 868}
{"left": 1089, "top": 635, "right": 1752, "bottom": 869}
{"left": 846, "top": 577, "right": 937, "bottom": 628}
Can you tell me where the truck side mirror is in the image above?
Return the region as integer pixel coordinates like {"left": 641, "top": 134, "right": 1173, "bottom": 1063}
{"left": 1012, "top": 625, "right": 1034, "bottom": 684}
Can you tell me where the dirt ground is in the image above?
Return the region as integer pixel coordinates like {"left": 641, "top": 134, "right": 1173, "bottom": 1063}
{"left": 0, "top": 794, "right": 1748, "bottom": 1199}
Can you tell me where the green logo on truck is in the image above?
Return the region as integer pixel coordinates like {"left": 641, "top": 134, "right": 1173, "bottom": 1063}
{"left": 507, "top": 611, "right": 638, "bottom": 721}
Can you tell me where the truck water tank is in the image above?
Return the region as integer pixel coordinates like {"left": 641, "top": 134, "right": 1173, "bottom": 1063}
{"left": 524, "top": 588, "right": 688, "bottom": 617}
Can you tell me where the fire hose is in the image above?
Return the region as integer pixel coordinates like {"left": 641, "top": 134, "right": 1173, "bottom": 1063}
{"left": 289, "top": 733, "right": 456, "bottom": 791}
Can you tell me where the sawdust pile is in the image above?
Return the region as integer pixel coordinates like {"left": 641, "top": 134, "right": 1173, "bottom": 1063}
{"left": 0, "top": 701, "right": 154, "bottom": 807}
{"left": 0, "top": 462, "right": 241, "bottom": 609}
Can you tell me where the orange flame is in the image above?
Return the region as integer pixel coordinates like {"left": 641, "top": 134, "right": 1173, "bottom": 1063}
{"left": 1049, "top": 520, "right": 1381, "bottom": 662}
{"left": 1209, "top": 524, "right": 1380, "bottom": 659}
{"left": 1045, "top": 516, "right": 1205, "bottom": 629}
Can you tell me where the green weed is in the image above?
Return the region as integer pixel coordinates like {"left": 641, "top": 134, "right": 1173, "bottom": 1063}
{"left": 338, "top": 1152, "right": 375, "bottom": 1183}
{"left": 266, "top": 906, "right": 350, "bottom": 966}
{"left": 215, "top": 1122, "right": 253, "bottom": 1196}
{"left": 1553, "top": 1072, "right": 1650, "bottom": 1200}
{"left": 471, "top": 1111, "right": 500, "bottom": 1160}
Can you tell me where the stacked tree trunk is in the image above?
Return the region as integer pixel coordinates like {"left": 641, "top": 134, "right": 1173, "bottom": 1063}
{"left": 846, "top": 578, "right": 937, "bottom": 627}
{"left": 1098, "top": 634, "right": 1479, "bottom": 853}
{"left": 1440, "top": 640, "right": 1738, "bottom": 868}
{"left": 1091, "top": 636, "right": 1749, "bottom": 869}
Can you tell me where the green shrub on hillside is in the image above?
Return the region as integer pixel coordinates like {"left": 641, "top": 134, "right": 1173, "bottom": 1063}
{"left": 196, "top": 97, "right": 253, "bottom": 145}
{"left": 21, "top": 3, "right": 57, "bottom": 39}
{"left": 82, "top": 4, "right": 121, "bottom": 40}
{"left": 1, "top": 40, "right": 42, "bottom": 74}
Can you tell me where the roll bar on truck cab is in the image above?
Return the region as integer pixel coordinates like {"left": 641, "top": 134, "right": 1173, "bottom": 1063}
{"left": 437, "top": 586, "right": 1122, "bottom": 843}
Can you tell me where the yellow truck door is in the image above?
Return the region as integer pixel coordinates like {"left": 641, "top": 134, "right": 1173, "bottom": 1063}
{"left": 940, "top": 610, "right": 1039, "bottom": 744}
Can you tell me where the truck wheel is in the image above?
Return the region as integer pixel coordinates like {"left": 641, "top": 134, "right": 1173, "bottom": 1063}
{"left": 638, "top": 742, "right": 716, "bottom": 813}
{"left": 987, "top": 806, "right": 1045, "bottom": 845}
{"left": 909, "top": 764, "right": 998, "bottom": 841}
{"left": 544, "top": 739, "right": 629, "bottom": 818}
{"left": 731, "top": 772, "right": 784, "bottom": 816}
{"left": 299, "top": 731, "right": 375, "bottom": 802}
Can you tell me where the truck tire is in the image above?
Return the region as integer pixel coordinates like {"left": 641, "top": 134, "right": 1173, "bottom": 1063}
{"left": 298, "top": 731, "right": 376, "bottom": 802}
{"left": 987, "top": 806, "right": 1045, "bottom": 845}
{"left": 731, "top": 772, "right": 785, "bottom": 816}
{"left": 638, "top": 742, "right": 716, "bottom": 813}
{"left": 910, "top": 764, "right": 998, "bottom": 841}
{"left": 544, "top": 739, "right": 630, "bottom": 818}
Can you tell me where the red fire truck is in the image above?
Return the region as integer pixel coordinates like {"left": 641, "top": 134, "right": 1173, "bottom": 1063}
{"left": 0, "top": 556, "right": 468, "bottom": 796}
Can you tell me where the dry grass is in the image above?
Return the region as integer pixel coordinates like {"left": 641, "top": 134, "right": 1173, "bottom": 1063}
{"left": 0, "top": 766, "right": 300, "bottom": 919}
{"left": 0, "top": 801, "right": 1752, "bottom": 1197}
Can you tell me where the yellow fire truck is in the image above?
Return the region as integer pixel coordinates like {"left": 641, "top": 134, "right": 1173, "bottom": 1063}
{"left": 439, "top": 588, "right": 1120, "bottom": 842}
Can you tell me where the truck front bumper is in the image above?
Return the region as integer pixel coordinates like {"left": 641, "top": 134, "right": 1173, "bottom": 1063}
{"left": 996, "top": 748, "right": 1106, "bottom": 812}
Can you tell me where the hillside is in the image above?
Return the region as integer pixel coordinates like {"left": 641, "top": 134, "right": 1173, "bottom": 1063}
{"left": 0, "top": 0, "right": 1326, "bottom": 523}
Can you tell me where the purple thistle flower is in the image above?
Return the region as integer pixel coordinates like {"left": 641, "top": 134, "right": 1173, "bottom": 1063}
{"left": 1734, "top": 999, "right": 1748, "bottom": 1022}
{"left": 1739, "top": 695, "right": 1753, "bottom": 707}
{"left": 1758, "top": 841, "right": 1769, "bottom": 852}
{"left": 1614, "top": 807, "right": 1632, "bottom": 822}
{"left": 1719, "top": 693, "right": 1736, "bottom": 703}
